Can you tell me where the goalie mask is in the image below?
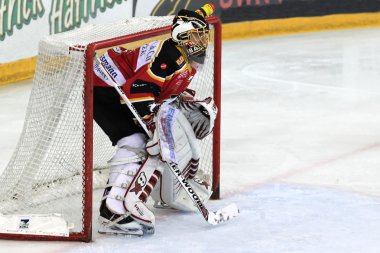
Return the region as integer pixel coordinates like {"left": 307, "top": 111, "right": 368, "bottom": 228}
{"left": 171, "top": 8, "right": 211, "bottom": 64}
{"left": 179, "top": 97, "right": 218, "bottom": 139}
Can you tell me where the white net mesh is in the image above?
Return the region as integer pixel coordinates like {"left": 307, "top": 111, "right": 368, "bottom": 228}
{"left": 0, "top": 16, "right": 216, "bottom": 235}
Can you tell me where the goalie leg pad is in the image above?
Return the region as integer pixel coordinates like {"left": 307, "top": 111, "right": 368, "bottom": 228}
{"left": 103, "top": 133, "right": 147, "bottom": 215}
{"left": 99, "top": 133, "right": 148, "bottom": 235}
{"left": 152, "top": 169, "right": 212, "bottom": 212}
{"left": 124, "top": 156, "right": 163, "bottom": 228}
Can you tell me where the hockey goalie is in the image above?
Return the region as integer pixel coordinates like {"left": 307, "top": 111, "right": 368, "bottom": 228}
{"left": 98, "top": 94, "right": 217, "bottom": 236}
{"left": 93, "top": 4, "right": 219, "bottom": 235}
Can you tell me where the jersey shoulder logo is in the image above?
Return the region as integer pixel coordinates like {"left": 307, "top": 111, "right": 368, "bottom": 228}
{"left": 94, "top": 52, "right": 126, "bottom": 86}
{"left": 135, "top": 40, "right": 162, "bottom": 72}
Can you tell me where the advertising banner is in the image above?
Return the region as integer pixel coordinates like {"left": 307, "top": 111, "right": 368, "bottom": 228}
{"left": 2, "top": 0, "right": 380, "bottom": 63}
{"left": 0, "top": 0, "right": 159, "bottom": 63}
{"left": 0, "top": 0, "right": 379, "bottom": 85}
{"left": 219, "top": 0, "right": 380, "bottom": 23}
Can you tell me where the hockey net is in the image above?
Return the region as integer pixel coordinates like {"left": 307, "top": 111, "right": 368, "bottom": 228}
{"left": 0, "top": 16, "right": 221, "bottom": 242}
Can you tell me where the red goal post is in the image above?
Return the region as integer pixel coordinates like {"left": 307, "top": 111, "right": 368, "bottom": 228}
{"left": 0, "top": 15, "right": 221, "bottom": 242}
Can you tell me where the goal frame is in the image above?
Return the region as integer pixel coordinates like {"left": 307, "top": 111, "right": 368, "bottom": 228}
{"left": 0, "top": 16, "right": 221, "bottom": 242}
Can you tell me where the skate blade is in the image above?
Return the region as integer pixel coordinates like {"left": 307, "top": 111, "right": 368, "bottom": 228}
{"left": 98, "top": 224, "right": 144, "bottom": 236}
{"left": 141, "top": 224, "right": 155, "bottom": 235}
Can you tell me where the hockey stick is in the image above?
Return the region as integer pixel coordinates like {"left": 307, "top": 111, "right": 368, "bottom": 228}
{"left": 94, "top": 56, "right": 239, "bottom": 225}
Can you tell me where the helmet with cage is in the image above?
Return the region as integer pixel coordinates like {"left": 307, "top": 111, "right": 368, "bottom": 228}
{"left": 171, "top": 4, "right": 215, "bottom": 63}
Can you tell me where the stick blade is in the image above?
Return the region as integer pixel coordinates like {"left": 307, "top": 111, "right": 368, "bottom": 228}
{"left": 207, "top": 203, "right": 240, "bottom": 225}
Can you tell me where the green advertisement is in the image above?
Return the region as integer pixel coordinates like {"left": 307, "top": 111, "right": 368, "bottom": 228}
{"left": 0, "top": 0, "right": 45, "bottom": 41}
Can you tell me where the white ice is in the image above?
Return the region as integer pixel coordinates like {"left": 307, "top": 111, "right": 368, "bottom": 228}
{"left": 1, "top": 27, "right": 380, "bottom": 253}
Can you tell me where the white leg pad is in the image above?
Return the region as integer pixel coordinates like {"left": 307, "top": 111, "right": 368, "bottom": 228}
{"left": 101, "top": 133, "right": 147, "bottom": 216}
{"left": 151, "top": 165, "right": 212, "bottom": 212}
{"left": 106, "top": 163, "right": 139, "bottom": 214}
{"left": 124, "top": 156, "right": 163, "bottom": 227}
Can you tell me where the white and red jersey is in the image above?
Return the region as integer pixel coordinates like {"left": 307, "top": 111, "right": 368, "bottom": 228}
{"left": 94, "top": 38, "right": 196, "bottom": 118}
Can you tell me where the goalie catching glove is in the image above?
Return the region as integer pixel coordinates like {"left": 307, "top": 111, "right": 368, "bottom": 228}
{"left": 179, "top": 91, "right": 218, "bottom": 140}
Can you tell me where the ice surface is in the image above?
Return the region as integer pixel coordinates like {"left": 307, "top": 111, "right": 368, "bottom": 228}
{"left": 1, "top": 27, "right": 380, "bottom": 253}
